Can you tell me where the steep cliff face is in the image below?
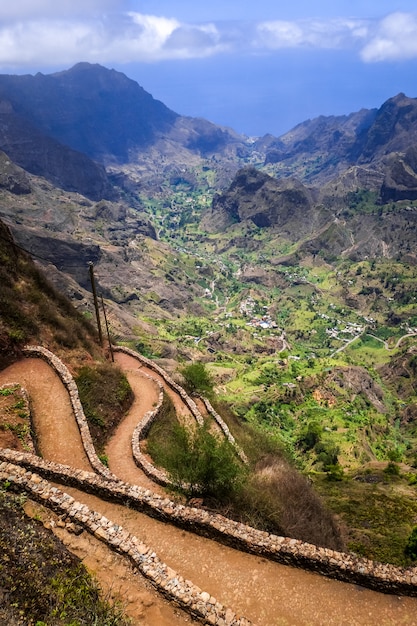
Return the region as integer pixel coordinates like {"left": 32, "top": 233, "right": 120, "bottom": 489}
{"left": 380, "top": 146, "right": 417, "bottom": 202}
{"left": 0, "top": 149, "right": 31, "bottom": 195}
{"left": 0, "top": 98, "right": 113, "bottom": 200}
{"left": 205, "top": 166, "right": 330, "bottom": 237}
{"left": 352, "top": 93, "right": 417, "bottom": 163}
{"left": 0, "top": 63, "right": 178, "bottom": 164}
{"left": 262, "top": 93, "right": 417, "bottom": 195}
{"left": 0, "top": 63, "right": 247, "bottom": 167}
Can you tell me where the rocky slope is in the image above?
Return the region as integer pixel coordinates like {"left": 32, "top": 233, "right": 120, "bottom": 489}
{"left": 203, "top": 165, "right": 417, "bottom": 265}
{"left": 0, "top": 63, "right": 248, "bottom": 167}
{"left": 1, "top": 63, "right": 417, "bottom": 332}
{"left": 0, "top": 100, "right": 113, "bottom": 200}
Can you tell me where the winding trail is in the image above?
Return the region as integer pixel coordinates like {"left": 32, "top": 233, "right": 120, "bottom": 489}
{"left": 331, "top": 331, "right": 417, "bottom": 357}
{"left": 105, "top": 354, "right": 164, "bottom": 492}
{"left": 1, "top": 355, "right": 417, "bottom": 625}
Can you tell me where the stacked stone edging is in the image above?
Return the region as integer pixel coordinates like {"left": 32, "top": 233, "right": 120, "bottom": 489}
{"left": 113, "top": 346, "right": 204, "bottom": 426}
{"left": 1, "top": 447, "right": 417, "bottom": 597}
{"left": 23, "top": 346, "right": 118, "bottom": 482}
{"left": 199, "top": 397, "right": 248, "bottom": 463}
{"left": 0, "top": 460, "right": 253, "bottom": 626}
{"left": 115, "top": 346, "right": 247, "bottom": 462}
{"left": 130, "top": 372, "right": 172, "bottom": 486}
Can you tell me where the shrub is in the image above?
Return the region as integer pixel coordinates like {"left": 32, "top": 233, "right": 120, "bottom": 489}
{"left": 315, "top": 441, "right": 340, "bottom": 470}
{"left": 405, "top": 526, "right": 417, "bottom": 561}
{"left": 231, "top": 457, "right": 343, "bottom": 550}
{"left": 75, "top": 363, "right": 133, "bottom": 452}
{"left": 154, "top": 422, "right": 244, "bottom": 499}
{"left": 180, "top": 361, "right": 213, "bottom": 395}
{"left": 384, "top": 461, "right": 401, "bottom": 476}
{"left": 297, "top": 421, "right": 322, "bottom": 451}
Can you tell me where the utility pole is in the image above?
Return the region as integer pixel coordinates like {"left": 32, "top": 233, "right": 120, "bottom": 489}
{"left": 88, "top": 262, "right": 103, "bottom": 346}
{"left": 101, "top": 294, "right": 114, "bottom": 362}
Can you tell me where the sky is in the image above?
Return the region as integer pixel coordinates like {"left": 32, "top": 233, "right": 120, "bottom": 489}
{"left": 1, "top": 1, "right": 417, "bottom": 137}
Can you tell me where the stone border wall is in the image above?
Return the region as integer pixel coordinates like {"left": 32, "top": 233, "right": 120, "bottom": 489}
{"left": 0, "top": 459, "right": 253, "bottom": 626}
{"left": 10, "top": 346, "right": 417, "bottom": 599}
{"left": 1, "top": 447, "right": 417, "bottom": 598}
{"left": 115, "top": 346, "right": 247, "bottom": 463}
{"left": 114, "top": 346, "right": 205, "bottom": 425}
{"left": 199, "top": 396, "right": 247, "bottom": 463}
{"left": 23, "top": 346, "right": 118, "bottom": 482}
{"left": 130, "top": 372, "right": 173, "bottom": 487}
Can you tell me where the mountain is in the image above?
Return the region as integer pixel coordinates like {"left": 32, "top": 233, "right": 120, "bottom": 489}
{"left": 205, "top": 164, "right": 417, "bottom": 267}
{"left": 1, "top": 63, "right": 417, "bottom": 201}
{"left": 204, "top": 167, "right": 327, "bottom": 236}
{"left": 260, "top": 93, "right": 417, "bottom": 196}
{"left": 1, "top": 62, "right": 417, "bottom": 328}
{"left": 0, "top": 63, "right": 247, "bottom": 167}
{"left": 0, "top": 63, "right": 178, "bottom": 163}
{"left": 0, "top": 99, "right": 113, "bottom": 200}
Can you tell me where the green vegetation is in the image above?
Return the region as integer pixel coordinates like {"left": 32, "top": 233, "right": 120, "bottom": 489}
{"left": 405, "top": 526, "right": 417, "bottom": 562}
{"left": 180, "top": 361, "right": 213, "bottom": 395}
{"left": 132, "top": 173, "right": 417, "bottom": 562}
{"left": 75, "top": 363, "right": 133, "bottom": 453}
{"left": 0, "top": 486, "right": 129, "bottom": 626}
{"left": 0, "top": 385, "right": 32, "bottom": 451}
{"left": 315, "top": 470, "right": 417, "bottom": 565}
{"left": 0, "top": 220, "right": 99, "bottom": 367}
{"left": 154, "top": 422, "right": 244, "bottom": 498}
{"left": 147, "top": 395, "right": 343, "bottom": 549}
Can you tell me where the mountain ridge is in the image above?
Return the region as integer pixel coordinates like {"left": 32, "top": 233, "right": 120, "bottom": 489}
{"left": 1, "top": 62, "right": 417, "bottom": 327}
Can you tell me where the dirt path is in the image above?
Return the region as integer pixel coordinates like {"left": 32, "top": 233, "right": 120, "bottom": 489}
{"left": 1, "top": 357, "right": 417, "bottom": 625}
{"left": 0, "top": 359, "right": 91, "bottom": 470}
{"left": 105, "top": 356, "right": 165, "bottom": 493}
{"left": 0, "top": 359, "right": 194, "bottom": 626}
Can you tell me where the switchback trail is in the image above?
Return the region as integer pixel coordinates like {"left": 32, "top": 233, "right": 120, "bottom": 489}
{"left": 0, "top": 356, "right": 417, "bottom": 625}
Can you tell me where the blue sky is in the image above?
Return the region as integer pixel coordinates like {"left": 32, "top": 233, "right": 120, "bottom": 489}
{"left": 1, "top": 1, "right": 417, "bottom": 136}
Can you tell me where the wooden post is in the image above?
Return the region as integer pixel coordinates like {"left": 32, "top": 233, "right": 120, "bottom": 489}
{"left": 101, "top": 294, "right": 114, "bottom": 362}
{"left": 88, "top": 262, "right": 103, "bottom": 346}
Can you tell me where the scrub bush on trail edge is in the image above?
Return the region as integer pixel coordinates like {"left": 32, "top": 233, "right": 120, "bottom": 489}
{"left": 155, "top": 422, "right": 245, "bottom": 499}
{"left": 75, "top": 362, "right": 133, "bottom": 453}
{"left": 148, "top": 398, "right": 343, "bottom": 549}
{"left": 180, "top": 361, "right": 213, "bottom": 396}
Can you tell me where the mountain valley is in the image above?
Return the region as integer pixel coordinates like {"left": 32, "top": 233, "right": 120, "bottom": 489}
{"left": 1, "top": 62, "right": 417, "bottom": 574}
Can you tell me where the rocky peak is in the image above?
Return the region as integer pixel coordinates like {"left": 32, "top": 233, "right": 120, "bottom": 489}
{"left": 206, "top": 167, "right": 329, "bottom": 237}
{"left": 352, "top": 93, "right": 417, "bottom": 163}
{"left": 0, "top": 63, "right": 179, "bottom": 164}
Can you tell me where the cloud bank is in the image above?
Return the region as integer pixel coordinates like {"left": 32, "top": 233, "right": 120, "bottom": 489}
{"left": 0, "top": 8, "right": 416, "bottom": 68}
{"left": 361, "top": 12, "right": 417, "bottom": 62}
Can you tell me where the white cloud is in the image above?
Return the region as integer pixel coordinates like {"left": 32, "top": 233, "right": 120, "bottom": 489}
{"left": 255, "top": 21, "right": 304, "bottom": 48}
{"left": 164, "top": 23, "right": 228, "bottom": 58}
{"left": 0, "top": 9, "right": 416, "bottom": 69}
{"left": 361, "top": 12, "right": 417, "bottom": 62}
{"left": 255, "top": 18, "right": 368, "bottom": 50}
{"left": 0, "top": 12, "right": 231, "bottom": 67}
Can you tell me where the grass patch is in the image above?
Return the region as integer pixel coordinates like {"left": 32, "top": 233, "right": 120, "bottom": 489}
{"left": 0, "top": 486, "right": 129, "bottom": 626}
{"left": 75, "top": 363, "right": 133, "bottom": 453}
{"left": 314, "top": 471, "right": 417, "bottom": 565}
